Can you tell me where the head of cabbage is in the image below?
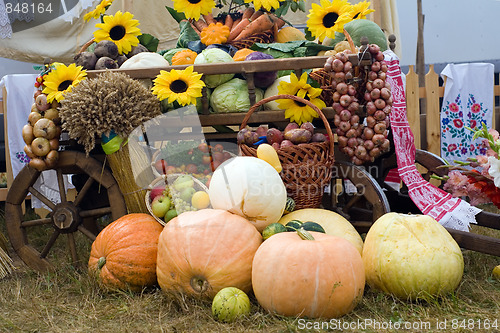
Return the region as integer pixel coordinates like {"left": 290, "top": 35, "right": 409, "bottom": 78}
{"left": 210, "top": 78, "right": 263, "bottom": 114}
{"left": 194, "top": 48, "right": 235, "bottom": 88}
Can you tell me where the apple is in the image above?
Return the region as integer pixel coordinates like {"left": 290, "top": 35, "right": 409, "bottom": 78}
{"left": 24, "top": 144, "right": 36, "bottom": 159}
{"left": 180, "top": 187, "right": 196, "bottom": 202}
{"left": 29, "top": 157, "right": 47, "bottom": 171}
{"left": 154, "top": 159, "right": 168, "bottom": 174}
{"left": 213, "top": 144, "right": 224, "bottom": 153}
{"left": 35, "top": 94, "right": 49, "bottom": 112}
{"left": 165, "top": 165, "right": 177, "bottom": 174}
{"left": 44, "top": 150, "right": 59, "bottom": 168}
{"left": 151, "top": 195, "right": 171, "bottom": 218}
{"left": 173, "top": 175, "right": 194, "bottom": 191}
{"left": 201, "top": 154, "right": 212, "bottom": 165}
{"left": 49, "top": 138, "right": 60, "bottom": 151}
{"left": 31, "top": 137, "right": 51, "bottom": 157}
{"left": 164, "top": 209, "right": 178, "bottom": 222}
{"left": 33, "top": 90, "right": 42, "bottom": 100}
{"left": 44, "top": 108, "right": 60, "bottom": 124}
{"left": 198, "top": 142, "right": 209, "bottom": 153}
{"left": 31, "top": 103, "right": 39, "bottom": 113}
{"left": 185, "top": 163, "right": 198, "bottom": 174}
{"left": 211, "top": 151, "right": 224, "bottom": 163}
{"left": 33, "top": 118, "right": 58, "bottom": 139}
{"left": 149, "top": 184, "right": 165, "bottom": 201}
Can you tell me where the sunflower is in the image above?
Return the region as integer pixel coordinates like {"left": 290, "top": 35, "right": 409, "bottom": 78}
{"left": 151, "top": 66, "right": 206, "bottom": 106}
{"left": 307, "top": 0, "right": 353, "bottom": 42}
{"left": 83, "top": 0, "right": 114, "bottom": 22}
{"left": 93, "top": 11, "right": 141, "bottom": 55}
{"left": 277, "top": 72, "right": 326, "bottom": 125}
{"left": 172, "top": 0, "right": 215, "bottom": 21}
{"left": 346, "top": 1, "right": 374, "bottom": 20}
{"left": 42, "top": 63, "right": 87, "bottom": 103}
{"left": 244, "top": 0, "right": 280, "bottom": 12}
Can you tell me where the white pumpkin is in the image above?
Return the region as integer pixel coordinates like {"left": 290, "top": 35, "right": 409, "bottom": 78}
{"left": 120, "top": 52, "right": 170, "bottom": 89}
{"left": 208, "top": 156, "right": 287, "bottom": 232}
{"left": 263, "top": 75, "right": 291, "bottom": 110}
{"left": 362, "top": 213, "right": 464, "bottom": 300}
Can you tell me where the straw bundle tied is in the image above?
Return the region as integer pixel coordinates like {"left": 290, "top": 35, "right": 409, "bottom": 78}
{"left": 0, "top": 232, "right": 14, "bottom": 279}
{"left": 59, "top": 71, "right": 161, "bottom": 213}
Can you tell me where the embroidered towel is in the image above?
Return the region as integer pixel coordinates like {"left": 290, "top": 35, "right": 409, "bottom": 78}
{"left": 384, "top": 51, "right": 481, "bottom": 231}
{"left": 440, "top": 63, "right": 494, "bottom": 162}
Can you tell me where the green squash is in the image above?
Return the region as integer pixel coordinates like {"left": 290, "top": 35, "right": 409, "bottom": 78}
{"left": 301, "top": 221, "right": 326, "bottom": 234}
{"left": 262, "top": 223, "right": 287, "bottom": 240}
{"left": 285, "top": 220, "right": 303, "bottom": 232}
{"left": 283, "top": 197, "right": 296, "bottom": 215}
{"left": 324, "top": 19, "right": 388, "bottom": 52}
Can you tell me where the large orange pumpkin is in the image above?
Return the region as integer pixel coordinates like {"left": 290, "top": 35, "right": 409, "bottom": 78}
{"left": 156, "top": 209, "right": 262, "bottom": 298}
{"left": 252, "top": 230, "right": 365, "bottom": 319}
{"left": 88, "top": 213, "right": 163, "bottom": 292}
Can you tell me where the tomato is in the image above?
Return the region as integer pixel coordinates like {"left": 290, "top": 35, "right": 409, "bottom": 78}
{"left": 198, "top": 142, "right": 209, "bottom": 153}
{"left": 213, "top": 144, "right": 224, "bottom": 153}
{"left": 185, "top": 163, "right": 198, "bottom": 174}
{"left": 154, "top": 159, "right": 168, "bottom": 174}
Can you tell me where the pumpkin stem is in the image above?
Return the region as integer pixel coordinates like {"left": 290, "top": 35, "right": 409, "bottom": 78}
{"left": 190, "top": 276, "right": 211, "bottom": 294}
{"left": 97, "top": 257, "right": 106, "bottom": 270}
{"left": 297, "top": 227, "right": 315, "bottom": 240}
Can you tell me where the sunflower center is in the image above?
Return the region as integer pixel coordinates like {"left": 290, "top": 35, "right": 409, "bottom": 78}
{"left": 171, "top": 79, "right": 188, "bottom": 93}
{"left": 109, "top": 25, "right": 126, "bottom": 41}
{"left": 188, "top": 0, "right": 202, "bottom": 3}
{"left": 323, "top": 12, "right": 339, "bottom": 28}
{"left": 353, "top": 12, "right": 360, "bottom": 19}
{"left": 294, "top": 94, "right": 310, "bottom": 107}
{"left": 58, "top": 80, "right": 73, "bottom": 91}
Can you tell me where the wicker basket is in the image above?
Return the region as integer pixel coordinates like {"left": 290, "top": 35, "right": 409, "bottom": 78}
{"left": 239, "top": 94, "right": 334, "bottom": 210}
{"left": 229, "top": 30, "right": 274, "bottom": 50}
{"left": 145, "top": 173, "right": 210, "bottom": 226}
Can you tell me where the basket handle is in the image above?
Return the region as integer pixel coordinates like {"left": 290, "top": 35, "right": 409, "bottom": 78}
{"left": 239, "top": 94, "right": 334, "bottom": 158}
{"left": 78, "top": 38, "right": 95, "bottom": 54}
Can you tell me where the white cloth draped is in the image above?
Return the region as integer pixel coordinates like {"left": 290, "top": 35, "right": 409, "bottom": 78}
{"left": 0, "top": 74, "right": 73, "bottom": 209}
{"left": 0, "top": 0, "right": 12, "bottom": 39}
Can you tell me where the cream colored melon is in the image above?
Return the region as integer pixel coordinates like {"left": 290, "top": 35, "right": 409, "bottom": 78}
{"left": 278, "top": 208, "right": 363, "bottom": 254}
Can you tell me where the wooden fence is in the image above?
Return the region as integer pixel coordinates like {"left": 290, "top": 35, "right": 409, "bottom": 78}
{"left": 405, "top": 64, "right": 500, "bottom": 157}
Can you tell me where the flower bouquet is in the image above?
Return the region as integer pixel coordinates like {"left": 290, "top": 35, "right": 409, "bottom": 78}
{"left": 438, "top": 124, "right": 500, "bottom": 211}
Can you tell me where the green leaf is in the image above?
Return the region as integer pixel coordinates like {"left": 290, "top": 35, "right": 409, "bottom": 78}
{"left": 138, "top": 34, "right": 159, "bottom": 52}
{"left": 274, "top": 1, "right": 290, "bottom": 17}
{"left": 298, "top": 0, "right": 306, "bottom": 11}
{"left": 304, "top": 27, "right": 315, "bottom": 41}
{"left": 177, "top": 20, "right": 200, "bottom": 48}
{"left": 290, "top": 1, "right": 298, "bottom": 12}
{"left": 166, "top": 6, "right": 186, "bottom": 23}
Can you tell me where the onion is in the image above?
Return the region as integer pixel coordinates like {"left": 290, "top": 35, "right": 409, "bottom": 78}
{"left": 332, "top": 91, "right": 341, "bottom": 102}
{"left": 346, "top": 129, "right": 357, "bottom": 138}
{"left": 380, "top": 87, "right": 391, "bottom": 100}
{"left": 339, "top": 121, "right": 351, "bottom": 132}
{"left": 347, "top": 137, "right": 358, "bottom": 147}
{"left": 352, "top": 156, "right": 364, "bottom": 165}
{"left": 383, "top": 105, "right": 392, "bottom": 115}
{"left": 334, "top": 71, "right": 346, "bottom": 82}
{"left": 380, "top": 63, "right": 388, "bottom": 72}
{"left": 336, "top": 82, "right": 348, "bottom": 95}
{"left": 378, "top": 72, "right": 387, "bottom": 80}
{"left": 369, "top": 44, "right": 380, "bottom": 54}
{"left": 348, "top": 85, "right": 356, "bottom": 96}
{"left": 345, "top": 72, "right": 353, "bottom": 80}
{"left": 340, "top": 110, "right": 351, "bottom": 121}
{"left": 369, "top": 147, "right": 381, "bottom": 157}
{"left": 366, "top": 116, "right": 376, "bottom": 128}
{"left": 381, "top": 139, "right": 391, "bottom": 152}
{"left": 343, "top": 147, "right": 355, "bottom": 157}
{"left": 370, "top": 88, "right": 381, "bottom": 100}
{"left": 335, "top": 52, "right": 348, "bottom": 63}
{"left": 375, "top": 51, "right": 385, "bottom": 62}
{"left": 373, "top": 78, "right": 385, "bottom": 89}
{"left": 372, "top": 134, "right": 386, "bottom": 146}
{"left": 364, "top": 139, "right": 375, "bottom": 150}
{"left": 336, "top": 129, "right": 345, "bottom": 136}
{"left": 344, "top": 61, "right": 353, "bottom": 73}
{"left": 363, "top": 127, "right": 374, "bottom": 140}
{"left": 355, "top": 145, "right": 367, "bottom": 159}
{"left": 364, "top": 92, "right": 372, "bottom": 102}
{"left": 374, "top": 110, "right": 386, "bottom": 121}
{"left": 374, "top": 122, "right": 387, "bottom": 134}
{"left": 374, "top": 98, "right": 386, "bottom": 110}
{"left": 371, "top": 61, "right": 381, "bottom": 72}
{"left": 365, "top": 81, "right": 373, "bottom": 92}
{"left": 340, "top": 94, "right": 352, "bottom": 107}
{"left": 333, "top": 114, "right": 341, "bottom": 127}
{"left": 368, "top": 71, "right": 378, "bottom": 81}
{"left": 350, "top": 114, "right": 360, "bottom": 125}
{"left": 366, "top": 101, "right": 376, "bottom": 115}
{"left": 332, "top": 58, "right": 344, "bottom": 72}
{"left": 338, "top": 136, "right": 348, "bottom": 147}
{"left": 333, "top": 102, "right": 343, "bottom": 113}
{"left": 324, "top": 57, "right": 333, "bottom": 72}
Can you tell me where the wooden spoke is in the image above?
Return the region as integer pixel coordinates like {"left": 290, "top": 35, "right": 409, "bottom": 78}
{"left": 78, "top": 225, "right": 97, "bottom": 241}
{"left": 67, "top": 233, "right": 78, "bottom": 266}
{"left": 21, "top": 217, "right": 52, "bottom": 228}
{"left": 56, "top": 169, "right": 67, "bottom": 203}
{"left": 39, "top": 230, "right": 61, "bottom": 259}
{"left": 73, "top": 176, "right": 95, "bottom": 207}
{"left": 343, "top": 193, "right": 362, "bottom": 212}
{"left": 80, "top": 207, "right": 113, "bottom": 219}
{"left": 28, "top": 186, "right": 56, "bottom": 210}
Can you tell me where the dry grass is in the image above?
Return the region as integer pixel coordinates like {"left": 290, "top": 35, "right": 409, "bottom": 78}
{"left": 0, "top": 208, "right": 499, "bottom": 333}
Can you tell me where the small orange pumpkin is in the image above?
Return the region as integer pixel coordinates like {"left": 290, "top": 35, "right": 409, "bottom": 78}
{"left": 232, "top": 48, "right": 255, "bottom": 61}
{"left": 88, "top": 213, "right": 163, "bottom": 292}
{"left": 252, "top": 229, "right": 365, "bottom": 319}
{"left": 171, "top": 49, "right": 198, "bottom": 66}
{"left": 156, "top": 209, "right": 262, "bottom": 298}
{"left": 200, "top": 22, "right": 231, "bottom": 45}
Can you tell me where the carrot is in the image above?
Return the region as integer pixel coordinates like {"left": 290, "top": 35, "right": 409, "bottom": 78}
{"left": 191, "top": 18, "right": 207, "bottom": 31}
{"left": 234, "top": 13, "right": 275, "bottom": 41}
{"left": 273, "top": 21, "right": 279, "bottom": 41}
{"left": 227, "top": 18, "right": 250, "bottom": 42}
{"left": 186, "top": 20, "right": 201, "bottom": 37}
{"left": 271, "top": 14, "right": 286, "bottom": 29}
{"left": 232, "top": 16, "right": 242, "bottom": 29}
{"left": 224, "top": 14, "right": 234, "bottom": 31}
{"left": 241, "top": 7, "right": 255, "bottom": 20}
{"left": 202, "top": 13, "right": 216, "bottom": 25}
{"left": 250, "top": 10, "right": 263, "bottom": 21}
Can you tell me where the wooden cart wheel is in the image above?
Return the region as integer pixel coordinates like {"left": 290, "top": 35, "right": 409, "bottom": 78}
{"left": 5, "top": 151, "right": 127, "bottom": 272}
{"left": 325, "top": 160, "right": 390, "bottom": 233}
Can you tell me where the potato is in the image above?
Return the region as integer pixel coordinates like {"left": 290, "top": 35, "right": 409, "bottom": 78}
{"left": 95, "top": 57, "right": 119, "bottom": 70}
{"left": 126, "top": 44, "right": 149, "bottom": 58}
{"left": 94, "top": 40, "right": 119, "bottom": 59}
{"left": 73, "top": 52, "right": 97, "bottom": 70}
{"left": 266, "top": 128, "right": 284, "bottom": 145}
{"left": 284, "top": 128, "right": 312, "bottom": 144}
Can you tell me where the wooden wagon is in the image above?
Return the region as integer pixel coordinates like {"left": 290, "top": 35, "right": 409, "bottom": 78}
{"left": 4, "top": 43, "right": 500, "bottom": 272}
